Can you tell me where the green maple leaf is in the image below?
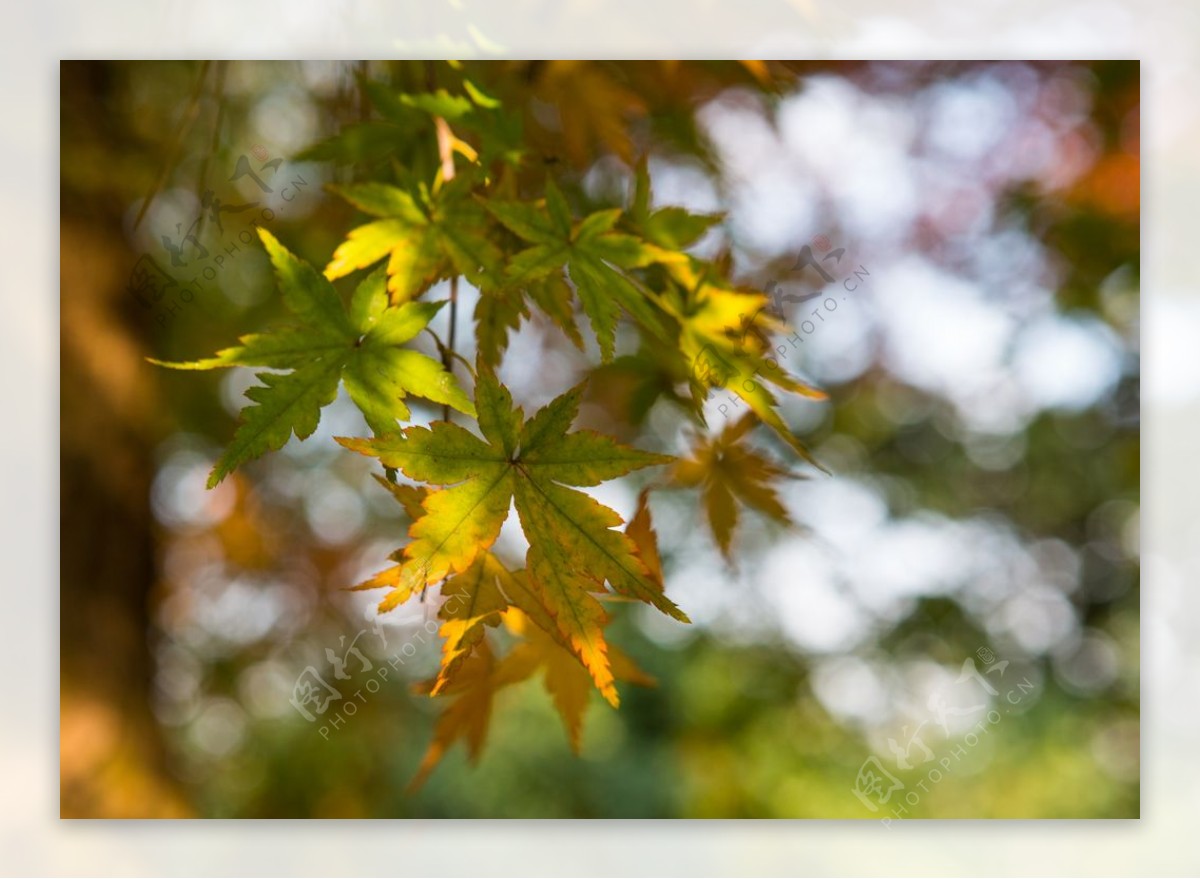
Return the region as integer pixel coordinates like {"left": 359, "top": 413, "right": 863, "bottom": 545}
{"left": 473, "top": 272, "right": 583, "bottom": 368}
{"left": 628, "top": 159, "right": 724, "bottom": 251}
{"left": 473, "top": 287, "right": 526, "bottom": 368}
{"left": 338, "top": 367, "right": 689, "bottom": 701}
{"left": 483, "top": 181, "right": 679, "bottom": 362}
{"left": 151, "top": 228, "right": 474, "bottom": 487}
{"left": 324, "top": 176, "right": 502, "bottom": 302}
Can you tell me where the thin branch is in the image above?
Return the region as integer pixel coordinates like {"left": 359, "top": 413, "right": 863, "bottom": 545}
{"left": 428, "top": 62, "right": 463, "bottom": 424}
{"left": 356, "top": 60, "right": 369, "bottom": 122}
{"left": 192, "top": 61, "right": 227, "bottom": 243}
{"left": 133, "top": 60, "right": 211, "bottom": 231}
{"left": 443, "top": 276, "right": 459, "bottom": 423}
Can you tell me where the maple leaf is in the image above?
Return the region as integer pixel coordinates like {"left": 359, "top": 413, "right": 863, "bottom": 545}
{"left": 673, "top": 413, "right": 802, "bottom": 560}
{"left": 473, "top": 286, "right": 526, "bottom": 369}
{"left": 370, "top": 473, "right": 428, "bottom": 521}
{"left": 532, "top": 61, "right": 646, "bottom": 166}
{"left": 483, "top": 182, "right": 679, "bottom": 362}
{"left": 584, "top": 346, "right": 693, "bottom": 431}
{"left": 660, "top": 273, "right": 828, "bottom": 468}
{"left": 408, "top": 638, "right": 501, "bottom": 793}
{"left": 364, "top": 76, "right": 518, "bottom": 159}
{"left": 625, "top": 489, "right": 665, "bottom": 587}
{"left": 628, "top": 159, "right": 723, "bottom": 251}
{"left": 495, "top": 609, "right": 655, "bottom": 751}
{"left": 428, "top": 552, "right": 562, "bottom": 696}
{"left": 473, "top": 272, "right": 583, "bottom": 368}
{"left": 428, "top": 557, "right": 602, "bottom": 697}
{"left": 151, "top": 229, "right": 474, "bottom": 486}
{"left": 338, "top": 367, "right": 688, "bottom": 703}
{"left": 324, "top": 175, "right": 502, "bottom": 303}
{"left": 411, "top": 606, "right": 655, "bottom": 789}
{"left": 611, "top": 165, "right": 827, "bottom": 465}
{"left": 296, "top": 119, "right": 419, "bottom": 167}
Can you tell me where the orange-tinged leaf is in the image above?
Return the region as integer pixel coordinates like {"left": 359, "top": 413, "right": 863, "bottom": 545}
{"left": 673, "top": 414, "right": 802, "bottom": 560}
{"left": 499, "top": 609, "right": 655, "bottom": 752}
{"left": 667, "top": 277, "right": 827, "bottom": 467}
{"left": 432, "top": 553, "right": 515, "bottom": 695}
{"left": 338, "top": 367, "right": 687, "bottom": 693}
{"left": 408, "top": 601, "right": 657, "bottom": 788}
{"left": 533, "top": 61, "right": 646, "bottom": 166}
{"left": 370, "top": 474, "right": 428, "bottom": 521}
{"left": 349, "top": 559, "right": 407, "bottom": 603}
{"left": 704, "top": 477, "right": 739, "bottom": 559}
{"left": 626, "top": 489, "right": 664, "bottom": 587}
{"left": 520, "top": 537, "right": 616, "bottom": 706}
{"left": 408, "top": 640, "right": 500, "bottom": 792}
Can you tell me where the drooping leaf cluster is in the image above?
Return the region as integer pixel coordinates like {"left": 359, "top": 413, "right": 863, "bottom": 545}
{"left": 154, "top": 61, "right": 825, "bottom": 785}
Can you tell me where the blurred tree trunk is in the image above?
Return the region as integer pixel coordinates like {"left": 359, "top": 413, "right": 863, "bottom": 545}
{"left": 59, "top": 61, "right": 190, "bottom": 817}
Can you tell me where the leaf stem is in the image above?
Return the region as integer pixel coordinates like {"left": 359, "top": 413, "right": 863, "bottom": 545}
{"left": 443, "top": 275, "right": 458, "bottom": 423}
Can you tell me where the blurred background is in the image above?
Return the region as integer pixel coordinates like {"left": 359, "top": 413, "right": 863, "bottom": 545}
{"left": 60, "top": 59, "right": 1138, "bottom": 818}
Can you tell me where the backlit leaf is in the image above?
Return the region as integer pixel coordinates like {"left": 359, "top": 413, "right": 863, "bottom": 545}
{"left": 151, "top": 230, "right": 473, "bottom": 485}
{"left": 338, "top": 366, "right": 687, "bottom": 698}
{"left": 673, "top": 413, "right": 803, "bottom": 559}
{"left": 326, "top": 177, "right": 502, "bottom": 302}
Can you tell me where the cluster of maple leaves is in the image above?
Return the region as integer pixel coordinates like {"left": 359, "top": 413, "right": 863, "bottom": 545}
{"left": 154, "top": 68, "right": 825, "bottom": 786}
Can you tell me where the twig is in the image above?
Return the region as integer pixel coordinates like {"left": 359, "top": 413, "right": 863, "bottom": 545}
{"left": 133, "top": 61, "right": 211, "bottom": 231}
{"left": 429, "top": 63, "right": 462, "bottom": 424}
{"left": 192, "top": 61, "right": 227, "bottom": 242}
{"left": 443, "top": 277, "right": 459, "bottom": 423}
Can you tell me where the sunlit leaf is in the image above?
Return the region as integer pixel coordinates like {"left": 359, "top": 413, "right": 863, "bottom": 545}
{"left": 151, "top": 230, "right": 473, "bottom": 485}
{"left": 325, "top": 177, "right": 502, "bottom": 302}
{"left": 338, "top": 366, "right": 687, "bottom": 697}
